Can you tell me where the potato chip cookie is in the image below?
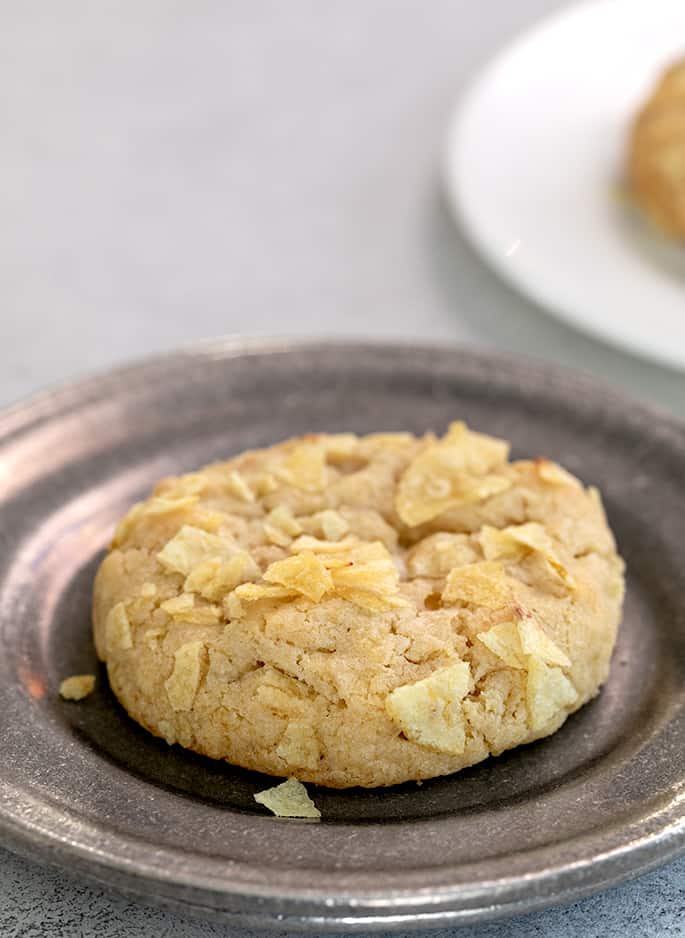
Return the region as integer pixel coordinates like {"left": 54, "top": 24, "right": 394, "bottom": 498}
{"left": 628, "top": 57, "right": 685, "bottom": 238}
{"left": 93, "top": 423, "right": 624, "bottom": 788}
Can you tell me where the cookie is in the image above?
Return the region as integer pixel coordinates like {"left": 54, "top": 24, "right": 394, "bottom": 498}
{"left": 93, "top": 423, "right": 625, "bottom": 788}
{"left": 628, "top": 58, "right": 685, "bottom": 239}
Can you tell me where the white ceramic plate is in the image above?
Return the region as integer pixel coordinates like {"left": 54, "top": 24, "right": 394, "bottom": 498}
{"left": 444, "top": 0, "right": 685, "bottom": 371}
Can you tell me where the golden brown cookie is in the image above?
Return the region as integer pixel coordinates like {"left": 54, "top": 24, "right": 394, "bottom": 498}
{"left": 628, "top": 57, "right": 685, "bottom": 238}
{"left": 93, "top": 423, "right": 624, "bottom": 788}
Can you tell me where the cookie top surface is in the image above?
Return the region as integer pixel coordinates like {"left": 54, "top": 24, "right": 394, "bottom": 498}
{"left": 93, "top": 423, "right": 624, "bottom": 788}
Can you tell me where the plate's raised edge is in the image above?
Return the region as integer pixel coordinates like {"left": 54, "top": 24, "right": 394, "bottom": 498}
{"left": 0, "top": 800, "right": 684, "bottom": 932}
{"left": 0, "top": 335, "right": 294, "bottom": 440}
{"left": 2, "top": 335, "right": 685, "bottom": 445}
{"left": 441, "top": 0, "right": 685, "bottom": 375}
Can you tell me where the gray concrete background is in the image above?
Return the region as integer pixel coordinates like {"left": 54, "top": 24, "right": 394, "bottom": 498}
{"left": 1, "top": 1, "right": 684, "bottom": 935}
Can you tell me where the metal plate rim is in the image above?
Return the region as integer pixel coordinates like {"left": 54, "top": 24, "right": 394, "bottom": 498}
{"left": 3, "top": 334, "right": 685, "bottom": 440}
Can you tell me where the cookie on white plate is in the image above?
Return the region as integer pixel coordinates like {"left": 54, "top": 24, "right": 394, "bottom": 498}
{"left": 628, "top": 57, "right": 685, "bottom": 239}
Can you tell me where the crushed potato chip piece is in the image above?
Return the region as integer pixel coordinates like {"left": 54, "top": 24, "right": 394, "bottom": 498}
{"left": 323, "top": 541, "right": 391, "bottom": 575}
{"left": 442, "top": 561, "right": 512, "bottom": 606}
{"left": 256, "top": 684, "right": 302, "bottom": 712}
{"left": 140, "top": 582, "right": 158, "bottom": 598}
{"left": 253, "top": 472, "right": 279, "bottom": 495}
{"left": 290, "top": 535, "right": 358, "bottom": 553}
{"left": 157, "top": 526, "right": 239, "bottom": 576}
{"left": 264, "top": 505, "right": 303, "bottom": 546}
{"left": 59, "top": 674, "right": 96, "bottom": 701}
{"left": 111, "top": 494, "right": 202, "bottom": 546}
{"left": 224, "top": 470, "right": 254, "bottom": 502}
{"left": 184, "top": 552, "right": 259, "bottom": 601}
{"left": 308, "top": 509, "right": 350, "bottom": 541}
{"left": 276, "top": 722, "right": 321, "bottom": 770}
{"left": 406, "top": 533, "right": 478, "bottom": 578}
{"left": 254, "top": 777, "right": 321, "bottom": 819}
{"left": 480, "top": 523, "right": 575, "bottom": 589}
{"left": 146, "top": 495, "right": 200, "bottom": 515}
{"left": 264, "top": 552, "right": 334, "bottom": 602}
{"left": 264, "top": 524, "right": 292, "bottom": 548}
{"left": 105, "top": 602, "right": 133, "bottom": 652}
{"left": 160, "top": 592, "right": 221, "bottom": 625}
{"left": 277, "top": 443, "right": 327, "bottom": 492}
{"left": 322, "top": 433, "right": 359, "bottom": 458}
{"left": 160, "top": 593, "right": 194, "bottom": 616}
{"left": 526, "top": 658, "right": 578, "bottom": 731}
{"left": 322, "top": 541, "right": 408, "bottom": 612}
{"left": 165, "top": 640, "right": 206, "bottom": 711}
{"left": 111, "top": 503, "right": 144, "bottom": 547}
{"left": 158, "top": 473, "right": 208, "bottom": 497}
{"left": 232, "top": 582, "right": 298, "bottom": 607}
{"left": 143, "top": 628, "right": 165, "bottom": 650}
{"left": 242, "top": 539, "right": 406, "bottom": 612}
{"left": 477, "top": 621, "right": 526, "bottom": 668}
{"left": 187, "top": 508, "right": 233, "bottom": 534}
{"left": 396, "top": 422, "right": 511, "bottom": 526}
{"left": 385, "top": 660, "right": 471, "bottom": 754}
{"left": 588, "top": 486, "right": 602, "bottom": 508}
{"left": 334, "top": 587, "right": 408, "bottom": 612}
{"left": 320, "top": 511, "right": 350, "bottom": 541}
{"left": 536, "top": 460, "right": 581, "bottom": 488}
{"left": 518, "top": 619, "right": 571, "bottom": 668}
{"left": 478, "top": 618, "right": 570, "bottom": 671}
{"left": 480, "top": 523, "right": 548, "bottom": 560}
{"left": 267, "top": 505, "right": 302, "bottom": 535}
{"left": 188, "top": 606, "right": 222, "bottom": 625}
{"left": 157, "top": 719, "right": 177, "bottom": 744}
{"left": 224, "top": 592, "right": 245, "bottom": 619}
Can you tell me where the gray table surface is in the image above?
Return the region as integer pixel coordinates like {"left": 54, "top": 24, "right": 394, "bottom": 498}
{"left": 2, "top": 1, "right": 684, "bottom": 935}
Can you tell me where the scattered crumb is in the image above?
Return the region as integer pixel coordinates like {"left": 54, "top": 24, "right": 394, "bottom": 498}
{"left": 254, "top": 777, "right": 321, "bottom": 819}
{"left": 59, "top": 674, "right": 96, "bottom": 701}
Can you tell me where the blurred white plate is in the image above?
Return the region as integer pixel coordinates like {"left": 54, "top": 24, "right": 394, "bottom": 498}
{"left": 444, "top": 0, "right": 685, "bottom": 371}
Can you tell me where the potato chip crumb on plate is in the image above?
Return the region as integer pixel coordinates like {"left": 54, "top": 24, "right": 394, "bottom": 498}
{"left": 254, "top": 777, "right": 321, "bottom": 819}
{"left": 59, "top": 674, "right": 96, "bottom": 701}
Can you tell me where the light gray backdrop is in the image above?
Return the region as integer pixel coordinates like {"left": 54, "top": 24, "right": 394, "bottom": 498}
{"left": 1, "top": 1, "right": 683, "bottom": 936}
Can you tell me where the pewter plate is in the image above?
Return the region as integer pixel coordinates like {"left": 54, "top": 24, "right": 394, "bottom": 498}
{"left": 0, "top": 340, "right": 684, "bottom": 932}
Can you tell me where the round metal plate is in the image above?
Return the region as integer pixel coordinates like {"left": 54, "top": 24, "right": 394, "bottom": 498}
{"left": 0, "top": 339, "right": 684, "bottom": 931}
